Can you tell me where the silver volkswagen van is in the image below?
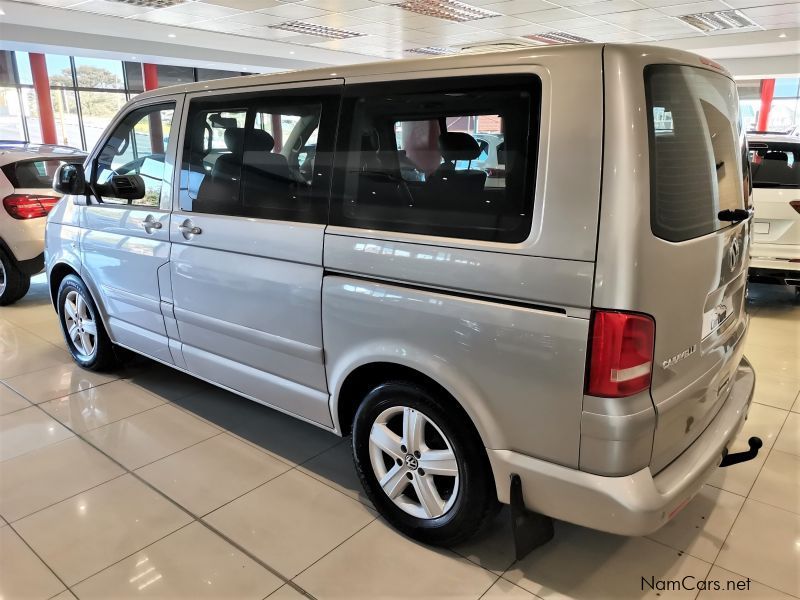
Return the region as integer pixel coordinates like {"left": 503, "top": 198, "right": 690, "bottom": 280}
{"left": 46, "top": 44, "right": 756, "bottom": 547}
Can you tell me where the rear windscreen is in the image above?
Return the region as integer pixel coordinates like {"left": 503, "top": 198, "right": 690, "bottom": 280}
{"left": 645, "top": 65, "right": 747, "bottom": 242}
{"left": 749, "top": 141, "right": 800, "bottom": 188}
{"left": 1, "top": 158, "right": 82, "bottom": 189}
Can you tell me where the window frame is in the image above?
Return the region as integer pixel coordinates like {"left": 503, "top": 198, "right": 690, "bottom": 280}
{"left": 174, "top": 79, "right": 343, "bottom": 224}
{"left": 329, "top": 73, "right": 541, "bottom": 244}
{"left": 85, "top": 94, "right": 184, "bottom": 212}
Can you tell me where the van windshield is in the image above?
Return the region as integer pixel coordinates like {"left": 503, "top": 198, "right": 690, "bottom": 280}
{"left": 645, "top": 65, "right": 748, "bottom": 242}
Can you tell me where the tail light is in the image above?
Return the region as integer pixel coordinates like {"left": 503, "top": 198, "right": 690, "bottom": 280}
{"left": 790, "top": 200, "right": 800, "bottom": 215}
{"left": 3, "top": 194, "right": 60, "bottom": 220}
{"left": 586, "top": 310, "right": 655, "bottom": 398}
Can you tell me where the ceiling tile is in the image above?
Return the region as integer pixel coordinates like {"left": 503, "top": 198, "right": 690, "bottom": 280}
{"left": 197, "top": 0, "right": 282, "bottom": 10}
{"left": 541, "top": 15, "right": 606, "bottom": 30}
{"left": 132, "top": 9, "right": 202, "bottom": 24}
{"left": 514, "top": 7, "right": 584, "bottom": 23}
{"left": 655, "top": 1, "right": 730, "bottom": 16}
{"left": 480, "top": 14, "right": 533, "bottom": 28}
{"left": 76, "top": 0, "right": 146, "bottom": 16}
{"left": 490, "top": 23, "right": 551, "bottom": 35}
{"left": 741, "top": 3, "right": 799, "bottom": 17}
{"left": 415, "top": 21, "right": 482, "bottom": 34}
{"left": 221, "top": 11, "right": 284, "bottom": 24}
{"left": 190, "top": 18, "right": 252, "bottom": 31}
{"left": 445, "top": 29, "right": 509, "bottom": 43}
{"left": 299, "top": 0, "right": 374, "bottom": 10}
{"left": 634, "top": 0, "right": 695, "bottom": 6}
{"left": 349, "top": 4, "right": 408, "bottom": 22}
{"left": 598, "top": 8, "right": 665, "bottom": 25}
{"left": 162, "top": 2, "right": 243, "bottom": 18}
{"left": 631, "top": 17, "right": 696, "bottom": 34}
{"left": 482, "top": 0, "right": 558, "bottom": 15}
{"left": 572, "top": 0, "right": 643, "bottom": 16}
{"left": 724, "top": 0, "right": 800, "bottom": 7}
{"left": 258, "top": 2, "right": 328, "bottom": 18}
{"left": 301, "top": 11, "right": 371, "bottom": 28}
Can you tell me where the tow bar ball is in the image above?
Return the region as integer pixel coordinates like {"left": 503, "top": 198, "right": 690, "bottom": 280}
{"left": 719, "top": 436, "right": 763, "bottom": 468}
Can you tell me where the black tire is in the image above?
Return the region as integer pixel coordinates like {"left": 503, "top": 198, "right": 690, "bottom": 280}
{"left": 0, "top": 250, "right": 30, "bottom": 306}
{"left": 352, "top": 380, "right": 498, "bottom": 546}
{"left": 56, "top": 274, "right": 117, "bottom": 371}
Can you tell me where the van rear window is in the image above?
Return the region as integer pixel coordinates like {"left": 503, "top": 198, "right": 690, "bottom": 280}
{"left": 645, "top": 65, "right": 747, "bottom": 243}
{"left": 749, "top": 141, "right": 800, "bottom": 188}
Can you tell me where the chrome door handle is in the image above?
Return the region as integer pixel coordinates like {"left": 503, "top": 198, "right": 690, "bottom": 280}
{"left": 178, "top": 219, "right": 202, "bottom": 238}
{"left": 142, "top": 215, "right": 162, "bottom": 233}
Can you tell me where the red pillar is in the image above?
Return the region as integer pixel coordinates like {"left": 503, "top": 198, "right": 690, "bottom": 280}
{"left": 271, "top": 113, "right": 283, "bottom": 152}
{"left": 29, "top": 53, "right": 58, "bottom": 145}
{"left": 141, "top": 64, "right": 164, "bottom": 154}
{"left": 756, "top": 79, "right": 775, "bottom": 132}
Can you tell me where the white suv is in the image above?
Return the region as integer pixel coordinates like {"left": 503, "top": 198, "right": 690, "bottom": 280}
{"left": 747, "top": 134, "right": 800, "bottom": 292}
{"left": 0, "top": 142, "right": 85, "bottom": 305}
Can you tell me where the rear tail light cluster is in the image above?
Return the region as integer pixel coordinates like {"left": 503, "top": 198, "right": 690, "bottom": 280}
{"left": 586, "top": 310, "right": 655, "bottom": 398}
{"left": 790, "top": 200, "right": 800, "bottom": 215}
{"left": 3, "top": 194, "right": 60, "bottom": 220}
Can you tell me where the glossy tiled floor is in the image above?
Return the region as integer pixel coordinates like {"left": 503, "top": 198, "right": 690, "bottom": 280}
{"left": 1, "top": 276, "right": 798, "bottom": 600}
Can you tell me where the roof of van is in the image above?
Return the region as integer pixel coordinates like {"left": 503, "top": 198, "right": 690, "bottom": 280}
{"left": 133, "top": 43, "right": 727, "bottom": 101}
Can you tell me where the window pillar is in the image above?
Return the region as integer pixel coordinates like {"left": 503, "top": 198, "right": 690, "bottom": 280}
{"left": 142, "top": 64, "right": 164, "bottom": 153}
{"left": 29, "top": 53, "right": 58, "bottom": 145}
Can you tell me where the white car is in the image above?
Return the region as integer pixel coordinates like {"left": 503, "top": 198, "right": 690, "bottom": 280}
{"left": 0, "top": 142, "right": 86, "bottom": 305}
{"left": 747, "top": 134, "right": 800, "bottom": 292}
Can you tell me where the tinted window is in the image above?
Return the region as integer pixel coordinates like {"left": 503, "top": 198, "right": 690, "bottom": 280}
{"left": 646, "top": 65, "right": 747, "bottom": 243}
{"left": 2, "top": 158, "right": 83, "bottom": 188}
{"left": 180, "top": 89, "right": 338, "bottom": 224}
{"left": 330, "top": 75, "right": 540, "bottom": 243}
{"left": 749, "top": 141, "right": 800, "bottom": 188}
{"left": 94, "top": 103, "right": 175, "bottom": 206}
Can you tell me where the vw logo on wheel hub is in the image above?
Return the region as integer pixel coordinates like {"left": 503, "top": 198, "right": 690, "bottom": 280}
{"left": 404, "top": 454, "right": 418, "bottom": 470}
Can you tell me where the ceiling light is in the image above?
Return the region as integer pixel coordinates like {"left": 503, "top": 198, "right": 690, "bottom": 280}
{"left": 167, "top": 33, "right": 176, "bottom": 38}
{"left": 270, "top": 20, "right": 364, "bottom": 39}
{"left": 394, "top": 0, "right": 500, "bottom": 22}
{"left": 523, "top": 32, "right": 592, "bottom": 45}
{"left": 107, "top": 0, "right": 185, "bottom": 7}
{"left": 779, "top": 32, "right": 787, "bottom": 38}
{"left": 408, "top": 46, "right": 458, "bottom": 56}
{"left": 676, "top": 9, "right": 756, "bottom": 32}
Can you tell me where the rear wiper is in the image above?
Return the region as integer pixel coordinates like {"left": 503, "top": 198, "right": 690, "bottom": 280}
{"left": 718, "top": 208, "right": 753, "bottom": 222}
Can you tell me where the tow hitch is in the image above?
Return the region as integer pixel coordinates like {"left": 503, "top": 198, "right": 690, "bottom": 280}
{"left": 719, "top": 436, "right": 762, "bottom": 468}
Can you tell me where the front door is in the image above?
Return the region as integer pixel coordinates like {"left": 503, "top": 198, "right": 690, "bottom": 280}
{"left": 169, "top": 81, "right": 341, "bottom": 426}
{"left": 81, "top": 97, "right": 182, "bottom": 364}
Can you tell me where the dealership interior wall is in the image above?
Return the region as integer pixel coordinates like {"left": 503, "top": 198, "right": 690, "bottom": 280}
{"left": 0, "top": 0, "right": 799, "bottom": 599}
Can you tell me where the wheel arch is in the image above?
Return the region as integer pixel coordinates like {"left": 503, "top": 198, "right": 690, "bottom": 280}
{"left": 331, "top": 357, "right": 503, "bottom": 453}
{"left": 48, "top": 262, "right": 114, "bottom": 343}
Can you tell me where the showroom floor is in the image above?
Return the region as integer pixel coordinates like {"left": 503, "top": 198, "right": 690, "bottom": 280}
{"left": 0, "top": 276, "right": 798, "bottom": 600}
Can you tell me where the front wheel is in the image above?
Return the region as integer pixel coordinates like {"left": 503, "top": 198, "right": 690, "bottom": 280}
{"left": 57, "top": 274, "right": 117, "bottom": 371}
{"left": 352, "top": 381, "right": 497, "bottom": 546}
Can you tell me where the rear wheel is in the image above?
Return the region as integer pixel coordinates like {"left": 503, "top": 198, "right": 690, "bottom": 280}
{"left": 57, "top": 274, "right": 117, "bottom": 371}
{"left": 0, "top": 250, "right": 30, "bottom": 306}
{"left": 352, "top": 380, "right": 497, "bottom": 546}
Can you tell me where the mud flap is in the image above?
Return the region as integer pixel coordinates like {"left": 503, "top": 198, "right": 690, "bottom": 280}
{"left": 510, "top": 474, "right": 554, "bottom": 561}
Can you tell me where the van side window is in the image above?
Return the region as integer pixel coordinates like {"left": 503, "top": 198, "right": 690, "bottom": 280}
{"left": 330, "top": 75, "right": 540, "bottom": 243}
{"left": 180, "top": 90, "right": 338, "bottom": 224}
{"left": 94, "top": 103, "right": 175, "bottom": 206}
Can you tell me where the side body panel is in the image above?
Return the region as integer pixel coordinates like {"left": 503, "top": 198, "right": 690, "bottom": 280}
{"left": 324, "top": 53, "right": 603, "bottom": 463}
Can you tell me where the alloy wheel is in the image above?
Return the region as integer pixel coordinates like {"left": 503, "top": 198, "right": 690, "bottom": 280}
{"left": 0, "top": 261, "right": 6, "bottom": 296}
{"left": 368, "top": 405, "right": 460, "bottom": 519}
{"left": 63, "top": 290, "right": 98, "bottom": 360}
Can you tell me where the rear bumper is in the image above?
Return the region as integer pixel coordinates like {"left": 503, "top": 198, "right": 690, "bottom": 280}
{"left": 749, "top": 259, "right": 800, "bottom": 286}
{"left": 488, "top": 356, "right": 755, "bottom": 536}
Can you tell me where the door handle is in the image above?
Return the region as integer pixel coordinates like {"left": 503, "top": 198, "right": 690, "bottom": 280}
{"left": 178, "top": 219, "right": 202, "bottom": 238}
{"left": 142, "top": 215, "right": 163, "bottom": 233}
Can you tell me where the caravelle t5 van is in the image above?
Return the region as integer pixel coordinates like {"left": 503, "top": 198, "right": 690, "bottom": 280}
{"left": 46, "top": 44, "right": 757, "bottom": 546}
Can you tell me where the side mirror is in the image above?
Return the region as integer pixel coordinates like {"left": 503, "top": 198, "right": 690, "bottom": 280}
{"left": 53, "top": 163, "right": 86, "bottom": 195}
